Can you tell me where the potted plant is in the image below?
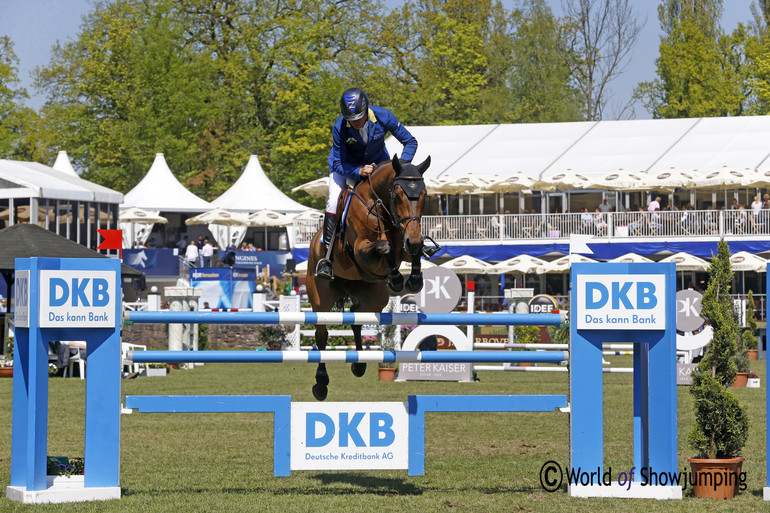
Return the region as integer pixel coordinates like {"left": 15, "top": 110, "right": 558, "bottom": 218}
{"left": 378, "top": 302, "right": 399, "bottom": 381}
{"left": 743, "top": 290, "right": 759, "bottom": 361}
{"left": 145, "top": 363, "right": 169, "bottom": 377}
{"left": 687, "top": 240, "right": 750, "bottom": 499}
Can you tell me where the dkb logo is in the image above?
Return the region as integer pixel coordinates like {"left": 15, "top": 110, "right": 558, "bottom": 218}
{"left": 306, "top": 412, "right": 395, "bottom": 447}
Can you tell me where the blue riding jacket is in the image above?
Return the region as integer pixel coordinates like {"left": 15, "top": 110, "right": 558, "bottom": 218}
{"left": 328, "top": 105, "right": 417, "bottom": 179}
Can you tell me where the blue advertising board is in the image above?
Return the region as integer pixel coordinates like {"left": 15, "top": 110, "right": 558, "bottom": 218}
{"left": 189, "top": 268, "right": 256, "bottom": 309}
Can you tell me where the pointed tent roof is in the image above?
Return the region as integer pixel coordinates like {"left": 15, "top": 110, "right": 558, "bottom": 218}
{"left": 123, "top": 153, "right": 212, "bottom": 213}
{"left": 211, "top": 155, "right": 308, "bottom": 213}
{"left": 52, "top": 151, "right": 79, "bottom": 177}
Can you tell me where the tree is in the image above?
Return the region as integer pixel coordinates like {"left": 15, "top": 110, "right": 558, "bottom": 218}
{"left": 699, "top": 239, "right": 738, "bottom": 386}
{"left": 0, "top": 36, "right": 38, "bottom": 160}
{"left": 688, "top": 238, "right": 749, "bottom": 460}
{"left": 509, "top": 0, "right": 584, "bottom": 122}
{"left": 561, "top": 0, "right": 643, "bottom": 120}
{"left": 635, "top": 0, "right": 749, "bottom": 118}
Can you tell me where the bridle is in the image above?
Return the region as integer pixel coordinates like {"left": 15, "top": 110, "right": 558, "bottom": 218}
{"left": 350, "top": 170, "right": 425, "bottom": 241}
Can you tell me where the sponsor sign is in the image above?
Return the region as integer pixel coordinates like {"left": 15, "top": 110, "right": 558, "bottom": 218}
{"left": 529, "top": 294, "right": 559, "bottom": 314}
{"left": 401, "top": 266, "right": 461, "bottom": 313}
{"left": 677, "top": 363, "right": 698, "bottom": 385}
{"left": 676, "top": 289, "right": 705, "bottom": 332}
{"left": 576, "top": 274, "right": 666, "bottom": 330}
{"left": 398, "top": 361, "right": 473, "bottom": 381}
{"left": 14, "top": 270, "right": 29, "bottom": 328}
{"left": 290, "top": 402, "right": 408, "bottom": 470}
{"left": 39, "top": 270, "right": 117, "bottom": 328}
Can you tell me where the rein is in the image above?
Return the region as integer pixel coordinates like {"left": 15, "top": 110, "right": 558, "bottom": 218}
{"left": 351, "top": 169, "right": 423, "bottom": 238}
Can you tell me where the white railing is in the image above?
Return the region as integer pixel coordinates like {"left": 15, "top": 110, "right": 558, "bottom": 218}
{"left": 294, "top": 210, "right": 770, "bottom": 244}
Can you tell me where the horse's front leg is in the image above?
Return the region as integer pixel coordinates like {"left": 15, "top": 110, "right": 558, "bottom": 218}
{"left": 350, "top": 323, "right": 366, "bottom": 377}
{"left": 385, "top": 249, "right": 404, "bottom": 295}
{"left": 405, "top": 255, "right": 424, "bottom": 293}
{"left": 313, "top": 324, "right": 329, "bottom": 401}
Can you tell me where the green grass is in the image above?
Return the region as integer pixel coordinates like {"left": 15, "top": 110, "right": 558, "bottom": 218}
{"left": 0, "top": 356, "right": 766, "bottom": 512}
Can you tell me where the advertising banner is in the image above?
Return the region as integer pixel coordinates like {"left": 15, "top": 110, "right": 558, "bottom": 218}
{"left": 290, "top": 402, "right": 409, "bottom": 471}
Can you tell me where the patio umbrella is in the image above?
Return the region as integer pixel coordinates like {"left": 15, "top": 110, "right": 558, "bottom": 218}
{"left": 532, "top": 169, "right": 592, "bottom": 191}
{"left": 490, "top": 254, "right": 547, "bottom": 288}
{"left": 647, "top": 170, "right": 697, "bottom": 192}
{"left": 291, "top": 209, "right": 324, "bottom": 222}
{"left": 659, "top": 252, "right": 709, "bottom": 271}
{"left": 248, "top": 209, "right": 293, "bottom": 250}
{"left": 291, "top": 176, "right": 329, "bottom": 196}
{"left": 692, "top": 168, "right": 756, "bottom": 189}
{"left": 119, "top": 207, "right": 167, "bottom": 248}
{"left": 490, "top": 254, "right": 547, "bottom": 274}
{"left": 539, "top": 254, "right": 597, "bottom": 274}
{"left": 659, "top": 252, "right": 710, "bottom": 289}
{"left": 730, "top": 251, "right": 768, "bottom": 294}
{"left": 185, "top": 208, "right": 250, "bottom": 227}
{"left": 119, "top": 207, "right": 167, "bottom": 224}
{"left": 439, "top": 255, "right": 494, "bottom": 275}
{"left": 487, "top": 173, "right": 537, "bottom": 193}
{"left": 608, "top": 252, "right": 654, "bottom": 264}
{"left": 587, "top": 171, "right": 648, "bottom": 191}
{"left": 730, "top": 251, "right": 768, "bottom": 272}
{"left": 186, "top": 208, "right": 250, "bottom": 249}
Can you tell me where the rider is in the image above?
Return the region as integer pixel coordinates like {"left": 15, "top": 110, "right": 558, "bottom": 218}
{"left": 315, "top": 87, "right": 418, "bottom": 280}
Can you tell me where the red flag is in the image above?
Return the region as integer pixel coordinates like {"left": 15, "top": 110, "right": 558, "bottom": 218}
{"left": 97, "top": 229, "right": 123, "bottom": 259}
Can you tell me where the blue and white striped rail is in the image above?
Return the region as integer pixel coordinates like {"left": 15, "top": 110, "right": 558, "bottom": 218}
{"left": 124, "top": 311, "right": 565, "bottom": 326}
{"left": 127, "top": 349, "right": 569, "bottom": 365}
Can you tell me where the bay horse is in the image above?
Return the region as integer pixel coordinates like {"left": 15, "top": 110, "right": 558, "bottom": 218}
{"left": 305, "top": 154, "right": 435, "bottom": 400}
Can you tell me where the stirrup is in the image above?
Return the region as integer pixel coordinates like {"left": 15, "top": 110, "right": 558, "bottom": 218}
{"left": 315, "top": 258, "right": 334, "bottom": 280}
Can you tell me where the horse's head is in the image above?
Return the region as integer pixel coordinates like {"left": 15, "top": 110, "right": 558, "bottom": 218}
{"left": 390, "top": 153, "right": 431, "bottom": 256}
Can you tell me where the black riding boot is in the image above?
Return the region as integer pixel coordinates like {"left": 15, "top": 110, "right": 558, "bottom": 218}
{"left": 315, "top": 213, "right": 337, "bottom": 280}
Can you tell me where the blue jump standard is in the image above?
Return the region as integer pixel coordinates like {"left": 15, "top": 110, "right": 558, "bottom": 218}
{"left": 125, "top": 311, "right": 564, "bottom": 326}
{"left": 128, "top": 350, "right": 569, "bottom": 365}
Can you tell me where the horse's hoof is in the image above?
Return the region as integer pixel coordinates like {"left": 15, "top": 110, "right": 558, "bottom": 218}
{"left": 315, "top": 372, "right": 329, "bottom": 387}
{"left": 387, "top": 274, "right": 404, "bottom": 295}
{"left": 406, "top": 274, "right": 423, "bottom": 293}
{"left": 312, "top": 384, "right": 328, "bottom": 401}
{"left": 351, "top": 362, "right": 367, "bottom": 377}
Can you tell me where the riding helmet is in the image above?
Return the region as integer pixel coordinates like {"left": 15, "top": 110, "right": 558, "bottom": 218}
{"left": 340, "top": 87, "right": 369, "bottom": 121}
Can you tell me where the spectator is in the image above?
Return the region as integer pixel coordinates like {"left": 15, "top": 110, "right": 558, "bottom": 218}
{"left": 177, "top": 235, "right": 189, "bottom": 251}
{"left": 598, "top": 198, "right": 611, "bottom": 213}
{"left": 185, "top": 240, "right": 199, "bottom": 268}
{"left": 647, "top": 195, "right": 661, "bottom": 213}
{"left": 201, "top": 238, "right": 215, "bottom": 267}
{"left": 196, "top": 234, "right": 205, "bottom": 249}
{"left": 731, "top": 198, "right": 739, "bottom": 210}
{"left": 763, "top": 193, "right": 770, "bottom": 209}
{"left": 751, "top": 195, "right": 762, "bottom": 215}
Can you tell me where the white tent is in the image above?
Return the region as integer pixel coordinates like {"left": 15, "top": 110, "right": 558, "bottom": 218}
{"left": 540, "top": 118, "right": 699, "bottom": 180}
{"left": 384, "top": 124, "right": 497, "bottom": 180}
{"left": 211, "top": 155, "right": 307, "bottom": 213}
{"left": 52, "top": 151, "right": 79, "bottom": 177}
{"left": 123, "top": 153, "right": 212, "bottom": 213}
{"left": 383, "top": 115, "right": 770, "bottom": 189}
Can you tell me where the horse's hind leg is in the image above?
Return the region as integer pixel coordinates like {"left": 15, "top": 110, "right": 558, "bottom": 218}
{"left": 313, "top": 324, "right": 330, "bottom": 401}
{"left": 350, "top": 325, "right": 366, "bottom": 377}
